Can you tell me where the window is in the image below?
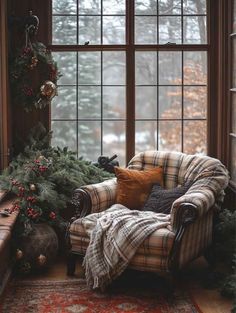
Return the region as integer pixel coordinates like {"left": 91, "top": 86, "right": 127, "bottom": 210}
{"left": 50, "top": 0, "right": 208, "bottom": 165}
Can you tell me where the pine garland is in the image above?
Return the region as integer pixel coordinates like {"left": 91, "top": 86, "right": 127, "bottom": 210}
{"left": 0, "top": 123, "right": 113, "bottom": 237}
{"left": 203, "top": 206, "right": 236, "bottom": 309}
{"left": 213, "top": 208, "right": 236, "bottom": 304}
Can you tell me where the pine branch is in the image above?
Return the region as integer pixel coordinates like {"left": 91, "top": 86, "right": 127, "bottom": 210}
{"left": 36, "top": 181, "right": 57, "bottom": 203}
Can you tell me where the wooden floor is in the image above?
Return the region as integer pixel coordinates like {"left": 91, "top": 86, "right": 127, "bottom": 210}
{"left": 22, "top": 255, "right": 232, "bottom": 313}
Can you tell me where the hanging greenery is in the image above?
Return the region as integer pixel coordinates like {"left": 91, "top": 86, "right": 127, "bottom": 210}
{"left": 9, "top": 41, "right": 60, "bottom": 112}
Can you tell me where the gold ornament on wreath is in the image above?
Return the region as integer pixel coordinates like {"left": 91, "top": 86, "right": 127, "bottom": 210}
{"left": 9, "top": 12, "right": 61, "bottom": 112}
{"left": 40, "top": 81, "right": 57, "bottom": 100}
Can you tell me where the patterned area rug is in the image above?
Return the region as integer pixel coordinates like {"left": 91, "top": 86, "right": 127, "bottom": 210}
{"left": 0, "top": 272, "right": 201, "bottom": 313}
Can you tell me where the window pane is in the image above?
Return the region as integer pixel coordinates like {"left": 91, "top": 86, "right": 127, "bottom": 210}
{"left": 78, "top": 86, "right": 101, "bottom": 118}
{"left": 79, "top": 0, "right": 101, "bottom": 14}
{"left": 103, "top": 86, "right": 126, "bottom": 118}
{"left": 135, "top": 0, "right": 157, "bottom": 15}
{"left": 184, "top": 86, "right": 207, "bottom": 119}
{"left": 136, "top": 86, "right": 157, "bottom": 119}
{"left": 103, "top": 121, "right": 126, "bottom": 165}
{"left": 51, "top": 86, "right": 76, "bottom": 119}
{"left": 183, "top": 16, "right": 207, "bottom": 44}
{"left": 184, "top": 120, "right": 207, "bottom": 154}
{"left": 103, "top": 52, "right": 126, "bottom": 85}
{"left": 79, "top": 16, "right": 101, "bottom": 45}
{"left": 232, "top": 93, "right": 236, "bottom": 134}
{"left": 135, "top": 16, "right": 157, "bottom": 44}
{"left": 234, "top": 0, "right": 236, "bottom": 33}
{"left": 78, "top": 121, "right": 101, "bottom": 160}
{"left": 51, "top": 121, "right": 76, "bottom": 151}
{"left": 135, "top": 51, "right": 157, "bottom": 85}
{"left": 103, "top": 0, "right": 125, "bottom": 14}
{"left": 183, "top": 0, "right": 207, "bottom": 14}
{"left": 78, "top": 52, "right": 101, "bottom": 85}
{"left": 52, "top": 16, "right": 77, "bottom": 45}
{"left": 52, "top": 52, "right": 77, "bottom": 85}
{"left": 103, "top": 16, "right": 126, "bottom": 44}
{"left": 159, "top": 0, "right": 181, "bottom": 15}
{"left": 230, "top": 137, "right": 236, "bottom": 183}
{"left": 135, "top": 121, "right": 157, "bottom": 154}
{"left": 159, "top": 51, "right": 182, "bottom": 85}
{"left": 159, "top": 16, "right": 181, "bottom": 44}
{"left": 53, "top": 0, "right": 76, "bottom": 14}
{"left": 159, "top": 121, "right": 181, "bottom": 151}
{"left": 184, "top": 51, "right": 207, "bottom": 85}
{"left": 159, "top": 86, "right": 182, "bottom": 119}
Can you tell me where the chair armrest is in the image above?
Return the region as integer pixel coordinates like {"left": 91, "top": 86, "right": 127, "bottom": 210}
{"left": 70, "top": 178, "right": 117, "bottom": 218}
{"left": 171, "top": 164, "right": 229, "bottom": 228}
{"left": 170, "top": 188, "right": 213, "bottom": 231}
{"left": 170, "top": 202, "right": 198, "bottom": 232}
{"left": 169, "top": 203, "right": 213, "bottom": 270}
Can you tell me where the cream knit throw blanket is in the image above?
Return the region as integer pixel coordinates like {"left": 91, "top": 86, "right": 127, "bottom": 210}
{"left": 81, "top": 204, "right": 170, "bottom": 290}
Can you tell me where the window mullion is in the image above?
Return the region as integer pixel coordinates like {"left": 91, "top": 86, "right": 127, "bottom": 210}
{"left": 126, "top": 0, "right": 135, "bottom": 164}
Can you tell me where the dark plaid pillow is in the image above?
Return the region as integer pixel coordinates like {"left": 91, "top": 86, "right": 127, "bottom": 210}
{"left": 141, "top": 183, "right": 190, "bottom": 214}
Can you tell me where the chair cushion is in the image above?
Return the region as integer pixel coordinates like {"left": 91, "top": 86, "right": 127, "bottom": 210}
{"left": 70, "top": 218, "right": 175, "bottom": 259}
{"left": 114, "top": 166, "right": 163, "bottom": 210}
{"left": 141, "top": 183, "right": 190, "bottom": 214}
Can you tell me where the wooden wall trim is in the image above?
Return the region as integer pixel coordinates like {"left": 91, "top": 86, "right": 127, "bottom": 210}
{"left": 0, "top": 0, "right": 10, "bottom": 170}
{"left": 208, "top": 0, "right": 231, "bottom": 168}
{"left": 217, "top": 0, "right": 231, "bottom": 165}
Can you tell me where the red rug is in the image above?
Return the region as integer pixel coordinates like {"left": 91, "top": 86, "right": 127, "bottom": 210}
{"left": 0, "top": 274, "right": 201, "bottom": 313}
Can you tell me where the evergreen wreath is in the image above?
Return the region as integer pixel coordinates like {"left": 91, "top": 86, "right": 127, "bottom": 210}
{"left": 9, "top": 14, "right": 60, "bottom": 112}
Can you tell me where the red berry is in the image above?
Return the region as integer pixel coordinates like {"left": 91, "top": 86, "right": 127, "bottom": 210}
{"left": 49, "top": 212, "right": 56, "bottom": 219}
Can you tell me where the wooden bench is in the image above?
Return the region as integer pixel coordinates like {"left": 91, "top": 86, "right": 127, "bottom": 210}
{"left": 0, "top": 193, "right": 18, "bottom": 294}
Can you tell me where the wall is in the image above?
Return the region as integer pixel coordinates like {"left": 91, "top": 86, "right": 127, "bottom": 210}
{"left": 8, "top": 0, "right": 51, "bottom": 155}
{"left": 0, "top": 0, "right": 10, "bottom": 170}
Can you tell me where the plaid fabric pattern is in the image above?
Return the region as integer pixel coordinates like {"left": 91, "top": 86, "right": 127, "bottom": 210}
{"left": 171, "top": 156, "right": 229, "bottom": 229}
{"left": 79, "top": 151, "right": 228, "bottom": 217}
{"left": 178, "top": 209, "right": 213, "bottom": 269}
{"left": 70, "top": 229, "right": 173, "bottom": 273}
{"left": 128, "top": 151, "right": 185, "bottom": 189}
{"left": 82, "top": 178, "right": 117, "bottom": 213}
{"left": 129, "top": 254, "right": 169, "bottom": 272}
{"left": 70, "top": 218, "right": 174, "bottom": 257}
{"left": 71, "top": 204, "right": 170, "bottom": 289}
{"left": 128, "top": 151, "right": 229, "bottom": 226}
{"left": 71, "top": 150, "right": 229, "bottom": 274}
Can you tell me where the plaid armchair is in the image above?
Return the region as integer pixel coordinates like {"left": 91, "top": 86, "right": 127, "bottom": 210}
{"left": 67, "top": 151, "right": 229, "bottom": 276}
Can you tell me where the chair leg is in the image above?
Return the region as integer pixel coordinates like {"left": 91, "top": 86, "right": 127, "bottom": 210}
{"left": 67, "top": 252, "right": 77, "bottom": 276}
{"left": 154, "top": 273, "right": 175, "bottom": 300}
{"left": 204, "top": 247, "right": 216, "bottom": 268}
{"left": 163, "top": 274, "right": 176, "bottom": 300}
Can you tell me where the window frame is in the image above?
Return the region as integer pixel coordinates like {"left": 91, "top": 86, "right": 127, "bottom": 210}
{"left": 49, "top": 0, "right": 211, "bottom": 164}
{"left": 229, "top": 0, "right": 236, "bottom": 190}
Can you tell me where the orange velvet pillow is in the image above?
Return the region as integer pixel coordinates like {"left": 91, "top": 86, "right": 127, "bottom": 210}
{"left": 114, "top": 166, "right": 163, "bottom": 210}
